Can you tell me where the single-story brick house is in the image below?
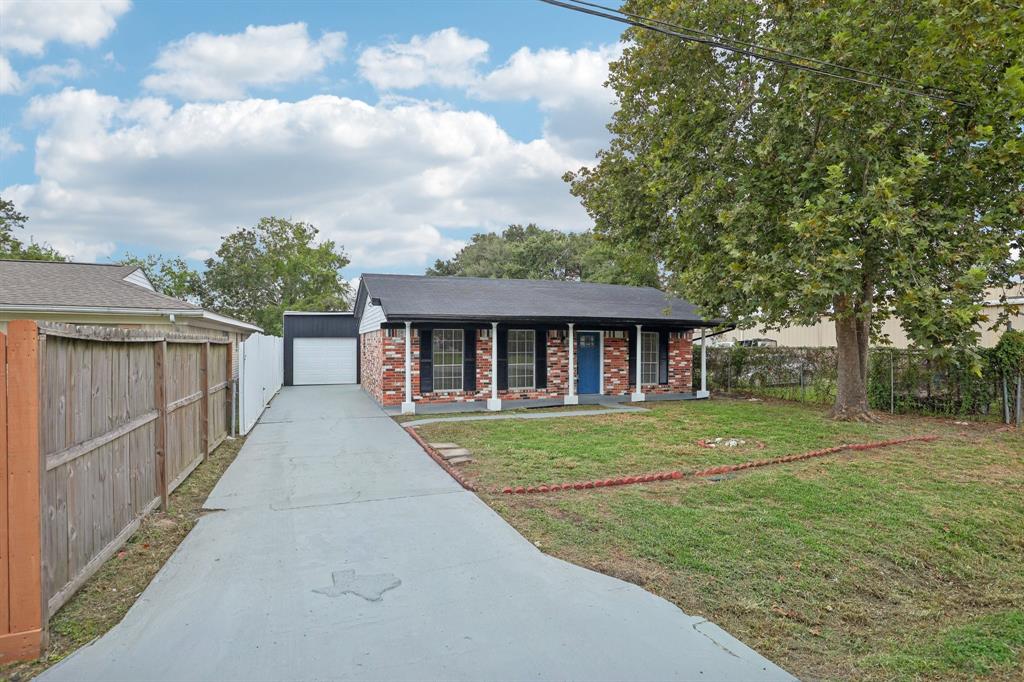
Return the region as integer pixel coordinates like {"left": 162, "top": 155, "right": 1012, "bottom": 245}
{"left": 354, "top": 274, "right": 720, "bottom": 414}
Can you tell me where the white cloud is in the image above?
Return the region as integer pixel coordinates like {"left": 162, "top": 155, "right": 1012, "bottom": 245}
{"left": 1, "top": 57, "right": 83, "bottom": 95}
{"left": 358, "top": 28, "right": 488, "bottom": 90}
{"left": 473, "top": 44, "right": 620, "bottom": 110}
{"left": 0, "top": 127, "right": 23, "bottom": 158}
{"left": 357, "top": 30, "right": 620, "bottom": 159}
{"left": 143, "top": 23, "right": 346, "bottom": 100}
{"left": 8, "top": 88, "right": 591, "bottom": 270}
{"left": 0, "top": 0, "right": 131, "bottom": 56}
{"left": 472, "top": 44, "right": 622, "bottom": 157}
{"left": 0, "top": 56, "right": 22, "bottom": 94}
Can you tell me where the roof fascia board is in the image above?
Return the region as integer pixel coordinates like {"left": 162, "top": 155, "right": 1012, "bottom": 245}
{"left": 383, "top": 315, "right": 722, "bottom": 328}
{"left": 0, "top": 303, "right": 198, "bottom": 316}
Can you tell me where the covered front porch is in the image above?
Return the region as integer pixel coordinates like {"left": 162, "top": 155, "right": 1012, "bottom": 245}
{"left": 393, "top": 320, "right": 712, "bottom": 415}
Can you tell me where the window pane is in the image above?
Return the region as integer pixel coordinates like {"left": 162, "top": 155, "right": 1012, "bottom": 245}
{"left": 641, "top": 332, "right": 659, "bottom": 385}
{"left": 508, "top": 329, "right": 535, "bottom": 390}
{"left": 432, "top": 329, "right": 463, "bottom": 391}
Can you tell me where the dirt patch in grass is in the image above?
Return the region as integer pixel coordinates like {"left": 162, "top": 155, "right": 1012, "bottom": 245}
{"left": 0, "top": 436, "right": 245, "bottom": 682}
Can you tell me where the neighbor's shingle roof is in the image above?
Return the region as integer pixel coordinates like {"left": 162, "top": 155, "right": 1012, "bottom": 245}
{"left": 0, "top": 260, "right": 198, "bottom": 311}
{"left": 359, "top": 274, "right": 718, "bottom": 326}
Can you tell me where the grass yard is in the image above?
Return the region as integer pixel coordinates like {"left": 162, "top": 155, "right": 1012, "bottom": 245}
{"left": 0, "top": 436, "right": 245, "bottom": 682}
{"left": 416, "top": 399, "right": 1024, "bottom": 681}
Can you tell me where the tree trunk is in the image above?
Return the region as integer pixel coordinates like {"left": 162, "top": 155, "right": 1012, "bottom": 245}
{"left": 832, "top": 296, "right": 874, "bottom": 421}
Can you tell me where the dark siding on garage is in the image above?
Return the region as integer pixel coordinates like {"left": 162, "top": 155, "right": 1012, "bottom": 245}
{"left": 284, "top": 313, "right": 360, "bottom": 386}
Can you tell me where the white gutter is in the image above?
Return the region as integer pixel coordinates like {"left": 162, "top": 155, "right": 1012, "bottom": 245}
{"left": 0, "top": 304, "right": 262, "bottom": 334}
{"left": 200, "top": 310, "right": 263, "bottom": 332}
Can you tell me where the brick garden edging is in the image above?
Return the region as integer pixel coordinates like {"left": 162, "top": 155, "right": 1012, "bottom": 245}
{"left": 496, "top": 435, "right": 939, "bottom": 495}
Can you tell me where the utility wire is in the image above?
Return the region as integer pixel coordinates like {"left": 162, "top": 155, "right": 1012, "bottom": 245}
{"left": 565, "top": 0, "right": 956, "bottom": 96}
{"left": 538, "top": 0, "right": 970, "bottom": 106}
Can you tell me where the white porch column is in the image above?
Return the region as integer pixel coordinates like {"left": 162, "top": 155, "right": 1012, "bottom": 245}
{"left": 698, "top": 328, "right": 709, "bottom": 398}
{"left": 487, "top": 322, "right": 502, "bottom": 411}
{"left": 631, "top": 323, "right": 645, "bottom": 402}
{"left": 564, "top": 323, "right": 578, "bottom": 405}
{"left": 401, "top": 321, "right": 415, "bottom": 415}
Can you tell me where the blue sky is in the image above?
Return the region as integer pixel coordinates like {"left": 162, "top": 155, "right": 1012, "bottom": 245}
{"left": 0, "top": 0, "right": 623, "bottom": 278}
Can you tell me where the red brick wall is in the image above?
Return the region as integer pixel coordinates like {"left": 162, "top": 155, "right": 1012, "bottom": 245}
{"left": 365, "top": 326, "right": 694, "bottom": 407}
{"left": 360, "top": 330, "right": 384, "bottom": 404}
{"left": 603, "top": 335, "right": 630, "bottom": 395}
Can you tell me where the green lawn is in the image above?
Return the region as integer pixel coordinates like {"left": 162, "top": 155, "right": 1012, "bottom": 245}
{"left": 415, "top": 399, "right": 1024, "bottom": 681}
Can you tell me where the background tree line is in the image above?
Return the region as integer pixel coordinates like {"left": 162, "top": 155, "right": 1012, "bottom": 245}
{"left": 1, "top": 196, "right": 351, "bottom": 337}
{"left": 427, "top": 223, "right": 661, "bottom": 287}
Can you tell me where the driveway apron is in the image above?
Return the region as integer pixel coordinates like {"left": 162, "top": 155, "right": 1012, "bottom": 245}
{"left": 40, "top": 386, "right": 793, "bottom": 682}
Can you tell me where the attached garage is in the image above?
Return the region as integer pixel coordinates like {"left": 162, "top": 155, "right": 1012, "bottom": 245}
{"left": 284, "top": 312, "right": 359, "bottom": 386}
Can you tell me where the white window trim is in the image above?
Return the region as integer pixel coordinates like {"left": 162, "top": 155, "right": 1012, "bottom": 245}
{"left": 578, "top": 329, "right": 605, "bottom": 395}
{"left": 641, "top": 331, "right": 659, "bottom": 386}
{"left": 432, "top": 328, "right": 464, "bottom": 392}
{"left": 507, "top": 329, "right": 536, "bottom": 391}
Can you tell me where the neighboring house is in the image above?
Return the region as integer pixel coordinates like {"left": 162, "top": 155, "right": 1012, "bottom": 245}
{"left": 718, "top": 285, "right": 1024, "bottom": 349}
{"left": 0, "top": 260, "right": 260, "bottom": 376}
{"left": 354, "top": 274, "right": 720, "bottom": 414}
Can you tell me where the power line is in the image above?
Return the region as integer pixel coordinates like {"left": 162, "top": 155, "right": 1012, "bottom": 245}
{"left": 538, "top": 0, "right": 970, "bottom": 106}
{"left": 566, "top": 0, "right": 956, "bottom": 96}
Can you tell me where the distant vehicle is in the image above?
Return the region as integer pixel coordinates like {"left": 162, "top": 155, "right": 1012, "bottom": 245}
{"left": 736, "top": 338, "right": 778, "bottom": 348}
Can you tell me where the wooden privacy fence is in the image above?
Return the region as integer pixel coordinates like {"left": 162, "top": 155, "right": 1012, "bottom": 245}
{"left": 0, "top": 320, "right": 233, "bottom": 663}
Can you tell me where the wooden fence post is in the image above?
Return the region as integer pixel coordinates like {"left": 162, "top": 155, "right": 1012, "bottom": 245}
{"left": 200, "top": 341, "right": 210, "bottom": 460}
{"left": 0, "top": 331, "right": 7, "bottom": 646}
{"left": 0, "top": 321, "right": 45, "bottom": 662}
{"left": 154, "top": 340, "right": 169, "bottom": 511}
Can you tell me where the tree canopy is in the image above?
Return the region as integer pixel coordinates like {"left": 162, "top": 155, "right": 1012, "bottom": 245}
{"left": 120, "top": 217, "right": 350, "bottom": 336}
{"left": 427, "top": 223, "right": 660, "bottom": 287}
{"left": 0, "top": 196, "right": 66, "bottom": 261}
{"left": 203, "top": 217, "right": 351, "bottom": 335}
{"left": 119, "top": 253, "right": 206, "bottom": 304}
{"left": 566, "top": 0, "right": 1024, "bottom": 419}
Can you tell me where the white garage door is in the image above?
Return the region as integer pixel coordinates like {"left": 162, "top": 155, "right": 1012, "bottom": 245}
{"left": 292, "top": 337, "right": 357, "bottom": 385}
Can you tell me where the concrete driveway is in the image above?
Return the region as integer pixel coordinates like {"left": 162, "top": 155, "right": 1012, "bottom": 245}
{"left": 41, "top": 386, "right": 792, "bottom": 682}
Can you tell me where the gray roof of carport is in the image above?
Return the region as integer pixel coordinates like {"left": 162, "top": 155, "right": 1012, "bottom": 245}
{"left": 359, "top": 273, "right": 720, "bottom": 326}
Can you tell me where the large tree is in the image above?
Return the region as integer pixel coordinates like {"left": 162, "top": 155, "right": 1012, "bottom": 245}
{"left": 119, "top": 253, "right": 206, "bottom": 304}
{"left": 428, "top": 223, "right": 660, "bottom": 286}
{"left": 0, "top": 196, "right": 66, "bottom": 261}
{"left": 567, "top": 0, "right": 1024, "bottom": 419}
{"left": 203, "top": 217, "right": 351, "bottom": 335}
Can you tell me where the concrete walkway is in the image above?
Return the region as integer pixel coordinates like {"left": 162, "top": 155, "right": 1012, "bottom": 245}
{"left": 40, "top": 386, "right": 792, "bottom": 682}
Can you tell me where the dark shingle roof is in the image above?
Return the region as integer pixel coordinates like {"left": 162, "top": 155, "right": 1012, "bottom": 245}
{"left": 359, "top": 274, "right": 718, "bottom": 326}
{"left": 0, "top": 260, "right": 198, "bottom": 311}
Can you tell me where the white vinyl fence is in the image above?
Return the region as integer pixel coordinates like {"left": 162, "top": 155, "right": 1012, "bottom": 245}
{"left": 238, "top": 332, "right": 284, "bottom": 435}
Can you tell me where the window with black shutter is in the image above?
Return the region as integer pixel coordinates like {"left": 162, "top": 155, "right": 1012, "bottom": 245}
{"left": 627, "top": 327, "right": 637, "bottom": 387}
{"left": 658, "top": 331, "right": 669, "bottom": 384}
{"left": 463, "top": 328, "right": 477, "bottom": 391}
{"left": 497, "top": 326, "right": 508, "bottom": 391}
{"left": 419, "top": 328, "right": 433, "bottom": 393}
{"left": 535, "top": 328, "right": 547, "bottom": 389}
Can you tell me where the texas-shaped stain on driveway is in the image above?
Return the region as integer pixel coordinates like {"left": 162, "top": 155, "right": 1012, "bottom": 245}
{"left": 313, "top": 569, "right": 402, "bottom": 602}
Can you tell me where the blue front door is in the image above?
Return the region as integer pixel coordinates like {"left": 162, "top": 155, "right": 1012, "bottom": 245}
{"left": 577, "top": 332, "right": 600, "bottom": 394}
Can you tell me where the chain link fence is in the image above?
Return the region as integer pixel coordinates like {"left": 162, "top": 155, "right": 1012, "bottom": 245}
{"left": 692, "top": 345, "right": 1021, "bottom": 422}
